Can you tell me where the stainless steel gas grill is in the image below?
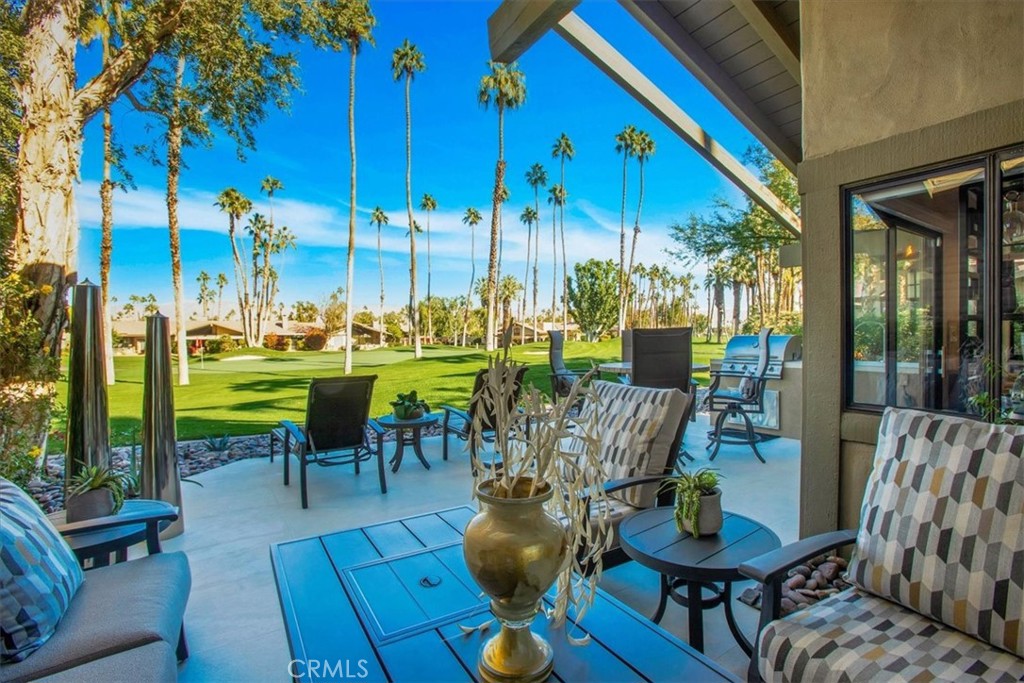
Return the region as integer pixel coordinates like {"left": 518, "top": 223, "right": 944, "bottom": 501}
{"left": 707, "top": 333, "right": 804, "bottom": 449}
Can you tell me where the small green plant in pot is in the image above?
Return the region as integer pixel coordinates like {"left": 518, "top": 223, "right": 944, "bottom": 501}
{"left": 66, "top": 465, "right": 129, "bottom": 522}
{"left": 390, "top": 391, "right": 429, "bottom": 420}
{"left": 663, "top": 468, "right": 723, "bottom": 537}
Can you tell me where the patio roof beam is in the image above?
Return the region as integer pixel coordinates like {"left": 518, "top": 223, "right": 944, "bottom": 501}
{"left": 617, "top": 0, "right": 801, "bottom": 173}
{"left": 554, "top": 12, "right": 801, "bottom": 236}
{"left": 488, "top": 0, "right": 581, "bottom": 64}
{"left": 729, "top": 0, "right": 801, "bottom": 84}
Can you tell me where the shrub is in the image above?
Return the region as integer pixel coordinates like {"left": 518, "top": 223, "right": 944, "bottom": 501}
{"left": 263, "top": 332, "right": 280, "bottom": 350}
{"left": 205, "top": 335, "right": 238, "bottom": 354}
{"left": 303, "top": 328, "right": 327, "bottom": 351}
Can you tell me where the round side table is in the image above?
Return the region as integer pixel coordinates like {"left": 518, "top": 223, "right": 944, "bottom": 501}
{"left": 619, "top": 507, "right": 781, "bottom": 655}
{"left": 376, "top": 412, "right": 440, "bottom": 473}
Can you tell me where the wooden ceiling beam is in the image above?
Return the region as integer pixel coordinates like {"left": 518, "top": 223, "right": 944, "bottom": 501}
{"left": 618, "top": 0, "right": 801, "bottom": 172}
{"left": 555, "top": 12, "right": 801, "bottom": 236}
{"left": 730, "top": 0, "right": 801, "bottom": 83}
{"left": 488, "top": 0, "right": 581, "bottom": 64}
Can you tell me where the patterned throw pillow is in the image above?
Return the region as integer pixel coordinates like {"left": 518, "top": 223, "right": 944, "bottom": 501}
{"left": 0, "top": 477, "right": 84, "bottom": 663}
{"left": 847, "top": 408, "right": 1024, "bottom": 657}
{"left": 572, "top": 381, "right": 686, "bottom": 508}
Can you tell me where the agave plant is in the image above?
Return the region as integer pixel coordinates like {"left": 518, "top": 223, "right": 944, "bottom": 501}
{"left": 68, "top": 465, "right": 128, "bottom": 514}
{"left": 203, "top": 434, "right": 232, "bottom": 453}
{"left": 469, "top": 325, "right": 612, "bottom": 638}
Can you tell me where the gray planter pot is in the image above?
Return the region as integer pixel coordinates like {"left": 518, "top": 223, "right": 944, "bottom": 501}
{"left": 680, "top": 488, "right": 723, "bottom": 538}
{"left": 66, "top": 488, "right": 115, "bottom": 523}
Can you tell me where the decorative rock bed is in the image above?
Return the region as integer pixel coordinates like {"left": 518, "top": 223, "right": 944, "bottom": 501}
{"left": 739, "top": 554, "right": 852, "bottom": 616}
{"left": 30, "top": 424, "right": 446, "bottom": 514}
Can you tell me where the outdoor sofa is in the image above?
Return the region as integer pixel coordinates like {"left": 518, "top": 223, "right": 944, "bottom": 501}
{"left": 739, "top": 408, "right": 1023, "bottom": 682}
{"left": 0, "top": 479, "right": 190, "bottom": 683}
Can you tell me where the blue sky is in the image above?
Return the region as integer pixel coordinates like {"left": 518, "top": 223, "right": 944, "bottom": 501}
{"left": 76, "top": 0, "right": 758, "bottom": 318}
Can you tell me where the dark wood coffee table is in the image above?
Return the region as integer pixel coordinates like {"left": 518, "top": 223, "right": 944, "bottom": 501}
{"left": 376, "top": 412, "right": 439, "bottom": 473}
{"left": 619, "top": 508, "right": 781, "bottom": 656}
{"left": 271, "top": 506, "right": 738, "bottom": 682}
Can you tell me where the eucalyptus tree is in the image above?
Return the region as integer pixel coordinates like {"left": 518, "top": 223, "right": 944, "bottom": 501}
{"left": 479, "top": 61, "right": 526, "bottom": 350}
{"left": 518, "top": 205, "right": 538, "bottom": 344}
{"left": 370, "top": 206, "right": 389, "bottom": 337}
{"left": 462, "top": 207, "right": 483, "bottom": 346}
{"left": 614, "top": 124, "right": 637, "bottom": 329}
{"left": 626, "top": 129, "right": 655, "bottom": 314}
{"left": 551, "top": 133, "right": 574, "bottom": 331}
{"left": 547, "top": 184, "right": 566, "bottom": 329}
{"left": 525, "top": 163, "right": 547, "bottom": 340}
{"left": 393, "top": 39, "right": 426, "bottom": 357}
{"left": 419, "top": 193, "right": 437, "bottom": 341}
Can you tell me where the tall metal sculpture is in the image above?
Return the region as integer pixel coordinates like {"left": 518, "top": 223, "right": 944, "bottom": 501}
{"left": 141, "top": 314, "right": 184, "bottom": 537}
{"left": 65, "top": 280, "right": 110, "bottom": 489}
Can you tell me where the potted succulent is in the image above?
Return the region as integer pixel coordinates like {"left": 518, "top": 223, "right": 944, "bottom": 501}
{"left": 390, "top": 390, "right": 429, "bottom": 420}
{"left": 663, "top": 467, "right": 724, "bottom": 538}
{"left": 462, "top": 327, "right": 609, "bottom": 682}
{"left": 66, "top": 465, "right": 129, "bottom": 522}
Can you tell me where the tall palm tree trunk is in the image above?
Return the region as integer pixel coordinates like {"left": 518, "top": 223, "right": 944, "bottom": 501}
{"left": 618, "top": 152, "right": 627, "bottom": 330}
{"left": 426, "top": 211, "right": 432, "bottom": 343}
{"left": 532, "top": 191, "right": 540, "bottom": 343}
{"left": 463, "top": 225, "right": 475, "bottom": 347}
{"left": 521, "top": 220, "right": 530, "bottom": 345}
{"left": 343, "top": 46, "right": 357, "bottom": 374}
{"left": 167, "top": 55, "right": 188, "bottom": 385}
{"left": 100, "top": 105, "right": 115, "bottom": 384}
{"left": 551, "top": 199, "right": 557, "bottom": 334}
{"left": 405, "top": 75, "right": 421, "bottom": 358}
{"left": 625, "top": 158, "right": 645, "bottom": 317}
{"left": 485, "top": 109, "right": 504, "bottom": 351}
{"left": 559, "top": 161, "right": 568, "bottom": 333}
{"left": 377, "top": 223, "right": 385, "bottom": 344}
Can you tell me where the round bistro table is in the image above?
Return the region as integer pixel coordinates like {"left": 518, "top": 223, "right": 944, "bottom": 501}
{"left": 619, "top": 507, "right": 781, "bottom": 655}
{"left": 375, "top": 412, "right": 440, "bottom": 473}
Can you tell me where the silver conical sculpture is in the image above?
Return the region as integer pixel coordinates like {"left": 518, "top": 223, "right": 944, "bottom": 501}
{"left": 65, "top": 280, "right": 111, "bottom": 490}
{"left": 141, "top": 314, "right": 184, "bottom": 537}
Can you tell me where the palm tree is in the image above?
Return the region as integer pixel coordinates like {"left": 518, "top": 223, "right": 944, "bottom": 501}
{"left": 626, "top": 129, "right": 655, "bottom": 315}
{"left": 524, "top": 163, "right": 547, "bottom": 342}
{"left": 462, "top": 207, "right": 483, "bottom": 346}
{"left": 340, "top": 0, "right": 376, "bottom": 374}
{"left": 479, "top": 61, "right": 526, "bottom": 351}
{"left": 547, "top": 184, "right": 565, "bottom": 331}
{"left": 370, "top": 206, "right": 389, "bottom": 340}
{"left": 518, "top": 205, "right": 538, "bottom": 344}
{"left": 551, "top": 133, "right": 574, "bottom": 331}
{"left": 614, "top": 124, "right": 637, "bottom": 329}
{"left": 419, "top": 193, "right": 437, "bottom": 342}
{"left": 498, "top": 274, "right": 524, "bottom": 334}
{"left": 215, "top": 272, "right": 228, "bottom": 318}
{"left": 260, "top": 176, "right": 283, "bottom": 226}
{"left": 259, "top": 175, "right": 284, "bottom": 339}
{"left": 215, "top": 187, "right": 253, "bottom": 341}
{"left": 393, "top": 39, "right": 426, "bottom": 357}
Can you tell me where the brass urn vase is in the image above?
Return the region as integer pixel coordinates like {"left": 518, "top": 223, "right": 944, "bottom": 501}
{"left": 464, "top": 477, "right": 568, "bottom": 683}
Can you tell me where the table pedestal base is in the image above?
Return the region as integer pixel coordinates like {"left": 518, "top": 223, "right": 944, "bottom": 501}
{"left": 654, "top": 575, "right": 753, "bottom": 656}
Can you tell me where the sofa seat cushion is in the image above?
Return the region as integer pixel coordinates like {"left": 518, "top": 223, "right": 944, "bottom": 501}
{"left": 0, "top": 479, "right": 84, "bottom": 663}
{"left": 847, "top": 408, "right": 1024, "bottom": 656}
{"left": 32, "top": 640, "right": 177, "bottom": 683}
{"left": 759, "top": 588, "right": 1024, "bottom": 683}
{"left": 0, "top": 552, "right": 190, "bottom": 683}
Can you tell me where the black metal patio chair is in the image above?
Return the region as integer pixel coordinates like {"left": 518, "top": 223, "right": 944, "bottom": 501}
{"left": 630, "top": 327, "right": 697, "bottom": 459}
{"left": 705, "top": 327, "right": 773, "bottom": 463}
{"left": 271, "top": 375, "right": 386, "bottom": 508}
{"left": 441, "top": 366, "right": 529, "bottom": 471}
{"left": 548, "top": 330, "right": 588, "bottom": 402}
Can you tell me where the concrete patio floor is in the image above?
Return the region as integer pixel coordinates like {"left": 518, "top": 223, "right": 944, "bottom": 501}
{"left": 164, "top": 415, "right": 800, "bottom": 682}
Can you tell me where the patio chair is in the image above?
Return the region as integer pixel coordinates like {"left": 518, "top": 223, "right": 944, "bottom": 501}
{"left": 548, "top": 330, "right": 588, "bottom": 402}
{"left": 705, "top": 327, "right": 773, "bottom": 463}
{"left": 738, "top": 408, "right": 1023, "bottom": 682}
{"left": 272, "top": 375, "right": 386, "bottom": 508}
{"left": 0, "top": 479, "right": 190, "bottom": 682}
{"left": 621, "top": 329, "right": 633, "bottom": 363}
{"left": 631, "top": 328, "right": 698, "bottom": 458}
{"left": 440, "top": 366, "right": 529, "bottom": 471}
{"left": 564, "top": 380, "right": 693, "bottom": 570}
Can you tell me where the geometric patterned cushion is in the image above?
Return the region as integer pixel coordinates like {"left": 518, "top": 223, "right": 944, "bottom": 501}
{"left": 0, "top": 478, "right": 84, "bottom": 663}
{"left": 847, "top": 408, "right": 1024, "bottom": 657}
{"left": 758, "top": 588, "right": 1024, "bottom": 683}
{"left": 571, "top": 381, "right": 688, "bottom": 507}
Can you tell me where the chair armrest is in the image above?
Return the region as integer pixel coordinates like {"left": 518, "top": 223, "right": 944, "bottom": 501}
{"left": 603, "top": 475, "right": 667, "bottom": 495}
{"left": 440, "top": 405, "right": 471, "bottom": 423}
{"left": 738, "top": 529, "right": 857, "bottom": 584}
{"left": 279, "top": 419, "right": 306, "bottom": 445}
{"left": 366, "top": 418, "right": 385, "bottom": 435}
{"left": 57, "top": 501, "right": 179, "bottom": 557}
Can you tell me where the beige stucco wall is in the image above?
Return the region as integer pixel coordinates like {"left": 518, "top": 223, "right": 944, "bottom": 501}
{"left": 802, "top": 0, "right": 1024, "bottom": 160}
{"left": 798, "top": 0, "right": 1024, "bottom": 537}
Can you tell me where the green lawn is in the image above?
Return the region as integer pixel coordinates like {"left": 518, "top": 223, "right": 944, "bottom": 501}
{"left": 58, "top": 339, "right": 725, "bottom": 447}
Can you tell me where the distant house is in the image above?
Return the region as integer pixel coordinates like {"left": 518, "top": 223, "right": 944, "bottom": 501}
{"left": 326, "top": 322, "right": 385, "bottom": 350}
